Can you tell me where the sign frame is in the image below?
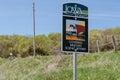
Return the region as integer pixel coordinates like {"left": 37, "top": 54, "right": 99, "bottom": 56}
{"left": 62, "top": 3, "right": 88, "bottom": 53}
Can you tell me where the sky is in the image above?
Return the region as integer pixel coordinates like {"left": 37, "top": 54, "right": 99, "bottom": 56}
{"left": 0, "top": 0, "right": 120, "bottom": 35}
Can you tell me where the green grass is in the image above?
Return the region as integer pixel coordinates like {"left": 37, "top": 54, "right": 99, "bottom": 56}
{"left": 0, "top": 51, "right": 120, "bottom": 80}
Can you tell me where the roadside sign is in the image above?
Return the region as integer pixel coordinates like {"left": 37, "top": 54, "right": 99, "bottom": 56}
{"left": 62, "top": 3, "right": 88, "bottom": 53}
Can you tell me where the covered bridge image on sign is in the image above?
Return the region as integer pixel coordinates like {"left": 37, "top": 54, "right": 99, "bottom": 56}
{"left": 66, "top": 22, "right": 85, "bottom": 41}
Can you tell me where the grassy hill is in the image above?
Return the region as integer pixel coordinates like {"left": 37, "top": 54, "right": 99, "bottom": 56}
{"left": 0, "top": 51, "right": 120, "bottom": 80}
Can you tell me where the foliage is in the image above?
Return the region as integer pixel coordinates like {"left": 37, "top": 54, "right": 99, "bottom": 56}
{"left": 48, "top": 33, "right": 61, "bottom": 54}
{"left": 0, "top": 33, "right": 61, "bottom": 58}
{"left": 89, "top": 27, "right": 120, "bottom": 52}
{"left": 0, "top": 27, "right": 120, "bottom": 57}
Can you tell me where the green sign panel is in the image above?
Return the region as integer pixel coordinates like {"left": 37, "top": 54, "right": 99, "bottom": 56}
{"left": 62, "top": 3, "right": 88, "bottom": 52}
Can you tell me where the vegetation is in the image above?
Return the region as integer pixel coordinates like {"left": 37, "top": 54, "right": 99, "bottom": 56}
{"left": 0, "top": 33, "right": 61, "bottom": 57}
{"left": 89, "top": 27, "right": 120, "bottom": 52}
{"left": 0, "top": 27, "right": 120, "bottom": 79}
{"left": 0, "top": 51, "right": 120, "bottom": 80}
{"left": 1, "top": 27, "right": 120, "bottom": 57}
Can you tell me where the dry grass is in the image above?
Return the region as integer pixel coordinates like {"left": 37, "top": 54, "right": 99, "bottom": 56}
{"left": 0, "top": 51, "right": 120, "bottom": 80}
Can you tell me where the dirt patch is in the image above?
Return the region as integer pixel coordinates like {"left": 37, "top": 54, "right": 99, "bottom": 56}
{"left": 45, "top": 63, "right": 58, "bottom": 73}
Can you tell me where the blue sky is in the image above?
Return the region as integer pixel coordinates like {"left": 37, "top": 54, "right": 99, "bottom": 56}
{"left": 0, "top": 0, "right": 120, "bottom": 35}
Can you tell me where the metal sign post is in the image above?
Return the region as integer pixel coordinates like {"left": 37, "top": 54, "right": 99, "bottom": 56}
{"left": 73, "top": 52, "right": 77, "bottom": 80}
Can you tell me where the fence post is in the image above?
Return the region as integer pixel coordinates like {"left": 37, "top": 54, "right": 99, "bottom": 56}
{"left": 112, "top": 35, "right": 117, "bottom": 52}
{"left": 96, "top": 40, "right": 100, "bottom": 53}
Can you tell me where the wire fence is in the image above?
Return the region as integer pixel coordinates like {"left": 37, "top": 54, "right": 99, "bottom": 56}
{"left": 89, "top": 35, "right": 120, "bottom": 53}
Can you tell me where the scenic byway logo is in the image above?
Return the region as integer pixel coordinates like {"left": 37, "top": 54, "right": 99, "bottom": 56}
{"left": 66, "top": 20, "right": 85, "bottom": 41}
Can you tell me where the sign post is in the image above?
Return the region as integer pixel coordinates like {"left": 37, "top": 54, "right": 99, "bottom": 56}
{"left": 62, "top": 3, "right": 88, "bottom": 80}
{"left": 73, "top": 52, "right": 77, "bottom": 80}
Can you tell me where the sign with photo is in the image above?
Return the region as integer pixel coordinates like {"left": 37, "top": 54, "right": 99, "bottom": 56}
{"left": 62, "top": 3, "right": 88, "bottom": 52}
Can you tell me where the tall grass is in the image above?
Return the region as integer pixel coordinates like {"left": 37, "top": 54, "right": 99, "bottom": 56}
{"left": 0, "top": 51, "right": 120, "bottom": 80}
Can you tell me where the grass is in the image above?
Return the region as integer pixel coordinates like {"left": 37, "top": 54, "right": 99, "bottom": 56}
{"left": 0, "top": 51, "right": 120, "bottom": 80}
